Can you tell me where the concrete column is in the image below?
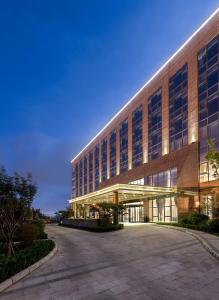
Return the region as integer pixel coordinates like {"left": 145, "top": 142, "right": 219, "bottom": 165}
{"left": 128, "top": 114, "right": 132, "bottom": 170}
{"left": 162, "top": 75, "right": 169, "bottom": 155}
{"left": 113, "top": 191, "right": 119, "bottom": 204}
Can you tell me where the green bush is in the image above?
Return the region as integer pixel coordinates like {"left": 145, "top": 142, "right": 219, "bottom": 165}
{"left": 0, "top": 240, "right": 55, "bottom": 283}
{"left": 31, "top": 219, "right": 45, "bottom": 237}
{"left": 208, "top": 218, "right": 219, "bottom": 233}
{"left": 15, "top": 224, "right": 39, "bottom": 244}
{"left": 179, "top": 212, "right": 209, "bottom": 225}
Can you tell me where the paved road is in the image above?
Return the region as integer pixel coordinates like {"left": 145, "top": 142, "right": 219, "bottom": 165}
{"left": 1, "top": 224, "right": 219, "bottom": 300}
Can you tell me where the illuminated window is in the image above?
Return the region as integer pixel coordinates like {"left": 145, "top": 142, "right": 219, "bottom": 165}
{"left": 89, "top": 151, "right": 93, "bottom": 193}
{"left": 148, "top": 89, "right": 162, "bottom": 160}
{"left": 169, "top": 64, "right": 188, "bottom": 151}
{"left": 120, "top": 119, "right": 128, "bottom": 173}
{"left": 132, "top": 106, "right": 143, "bottom": 167}
{"left": 83, "top": 156, "right": 87, "bottom": 195}
{"left": 94, "top": 145, "right": 99, "bottom": 190}
{"left": 110, "top": 129, "right": 116, "bottom": 177}
{"left": 101, "top": 138, "right": 107, "bottom": 182}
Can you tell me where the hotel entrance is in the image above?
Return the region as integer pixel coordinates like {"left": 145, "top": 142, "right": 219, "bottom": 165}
{"left": 148, "top": 196, "right": 178, "bottom": 222}
{"left": 120, "top": 203, "right": 144, "bottom": 223}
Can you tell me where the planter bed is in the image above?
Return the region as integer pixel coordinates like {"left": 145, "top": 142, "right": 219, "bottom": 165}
{"left": 0, "top": 240, "right": 55, "bottom": 283}
{"left": 60, "top": 219, "right": 124, "bottom": 232}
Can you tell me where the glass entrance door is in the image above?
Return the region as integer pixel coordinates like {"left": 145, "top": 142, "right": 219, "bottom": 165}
{"left": 120, "top": 205, "right": 144, "bottom": 223}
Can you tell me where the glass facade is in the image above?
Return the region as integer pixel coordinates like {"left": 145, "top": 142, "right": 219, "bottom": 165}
{"left": 132, "top": 106, "right": 143, "bottom": 167}
{"left": 110, "top": 129, "right": 116, "bottom": 177}
{"left": 89, "top": 151, "right": 93, "bottom": 193}
{"left": 79, "top": 160, "right": 83, "bottom": 196}
{"left": 94, "top": 145, "right": 99, "bottom": 190}
{"left": 169, "top": 64, "right": 188, "bottom": 152}
{"left": 145, "top": 168, "right": 177, "bottom": 188}
{"left": 149, "top": 197, "right": 178, "bottom": 222}
{"left": 198, "top": 35, "right": 219, "bottom": 182}
{"left": 83, "top": 156, "right": 87, "bottom": 195}
{"left": 101, "top": 138, "right": 107, "bottom": 182}
{"left": 120, "top": 119, "right": 128, "bottom": 173}
{"left": 148, "top": 89, "right": 162, "bottom": 160}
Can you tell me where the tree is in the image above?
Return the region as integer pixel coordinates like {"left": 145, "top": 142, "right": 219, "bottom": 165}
{"left": 0, "top": 167, "right": 37, "bottom": 255}
{"left": 205, "top": 140, "right": 219, "bottom": 180}
{"left": 97, "top": 202, "right": 124, "bottom": 225}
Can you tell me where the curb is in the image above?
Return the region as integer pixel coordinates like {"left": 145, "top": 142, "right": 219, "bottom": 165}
{"left": 154, "top": 224, "right": 219, "bottom": 261}
{"left": 0, "top": 242, "right": 58, "bottom": 293}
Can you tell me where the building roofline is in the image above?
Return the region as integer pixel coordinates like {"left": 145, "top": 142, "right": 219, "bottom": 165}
{"left": 71, "top": 7, "right": 219, "bottom": 163}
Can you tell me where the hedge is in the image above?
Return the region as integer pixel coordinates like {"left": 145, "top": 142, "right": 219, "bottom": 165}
{"left": 60, "top": 222, "right": 124, "bottom": 232}
{"left": 0, "top": 240, "right": 55, "bottom": 283}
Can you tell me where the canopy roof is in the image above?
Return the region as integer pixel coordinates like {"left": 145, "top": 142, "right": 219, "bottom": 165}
{"left": 69, "top": 184, "right": 177, "bottom": 205}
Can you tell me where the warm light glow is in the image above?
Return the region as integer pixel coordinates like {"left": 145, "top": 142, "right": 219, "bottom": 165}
{"left": 143, "top": 151, "right": 148, "bottom": 163}
{"left": 71, "top": 8, "right": 219, "bottom": 163}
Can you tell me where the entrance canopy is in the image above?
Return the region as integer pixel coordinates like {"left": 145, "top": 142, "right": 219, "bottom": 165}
{"left": 69, "top": 184, "right": 177, "bottom": 205}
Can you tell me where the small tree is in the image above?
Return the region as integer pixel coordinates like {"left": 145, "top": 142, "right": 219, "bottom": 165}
{"left": 97, "top": 202, "right": 124, "bottom": 225}
{"left": 0, "top": 167, "right": 37, "bottom": 255}
{"left": 205, "top": 140, "right": 219, "bottom": 180}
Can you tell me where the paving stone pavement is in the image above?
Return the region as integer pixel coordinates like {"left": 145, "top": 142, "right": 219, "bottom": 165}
{"left": 1, "top": 224, "right": 219, "bottom": 300}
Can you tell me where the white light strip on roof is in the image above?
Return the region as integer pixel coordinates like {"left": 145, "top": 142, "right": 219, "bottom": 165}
{"left": 71, "top": 7, "right": 219, "bottom": 163}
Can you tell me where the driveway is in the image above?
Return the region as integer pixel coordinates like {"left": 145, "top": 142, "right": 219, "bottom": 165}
{"left": 1, "top": 224, "right": 219, "bottom": 300}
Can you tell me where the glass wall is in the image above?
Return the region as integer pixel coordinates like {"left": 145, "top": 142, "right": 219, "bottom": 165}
{"left": 83, "top": 156, "right": 87, "bottom": 195}
{"left": 148, "top": 89, "right": 162, "bottom": 160}
{"left": 101, "top": 138, "right": 107, "bottom": 182}
{"left": 94, "top": 145, "right": 99, "bottom": 190}
{"left": 120, "top": 119, "right": 128, "bottom": 173}
{"left": 198, "top": 35, "right": 219, "bottom": 182}
{"left": 145, "top": 168, "right": 177, "bottom": 187}
{"left": 89, "top": 151, "right": 93, "bottom": 193}
{"left": 110, "top": 129, "right": 116, "bottom": 177}
{"left": 132, "top": 106, "right": 143, "bottom": 167}
{"left": 79, "top": 160, "right": 83, "bottom": 196}
{"left": 149, "top": 197, "right": 178, "bottom": 222}
{"left": 169, "top": 64, "right": 188, "bottom": 152}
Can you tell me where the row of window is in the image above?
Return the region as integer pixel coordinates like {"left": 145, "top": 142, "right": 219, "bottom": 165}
{"left": 72, "top": 35, "right": 219, "bottom": 197}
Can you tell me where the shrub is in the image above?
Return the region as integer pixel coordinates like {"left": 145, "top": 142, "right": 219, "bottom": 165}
{"left": 31, "top": 219, "right": 45, "bottom": 237}
{"left": 179, "top": 212, "right": 209, "bottom": 225}
{"left": 15, "top": 224, "right": 39, "bottom": 244}
{"left": 0, "top": 240, "right": 55, "bottom": 283}
{"left": 208, "top": 218, "right": 219, "bottom": 233}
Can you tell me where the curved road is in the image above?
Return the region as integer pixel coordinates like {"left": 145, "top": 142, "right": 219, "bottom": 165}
{"left": 1, "top": 224, "right": 219, "bottom": 300}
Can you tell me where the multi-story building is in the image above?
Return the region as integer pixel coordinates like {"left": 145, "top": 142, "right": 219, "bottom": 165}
{"left": 69, "top": 9, "right": 219, "bottom": 223}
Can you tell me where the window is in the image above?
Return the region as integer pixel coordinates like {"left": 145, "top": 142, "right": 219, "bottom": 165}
{"left": 94, "top": 145, "right": 99, "bottom": 190}
{"left": 198, "top": 35, "right": 219, "bottom": 182}
{"left": 110, "top": 129, "right": 116, "bottom": 177}
{"left": 101, "top": 138, "right": 107, "bottom": 182}
{"left": 83, "top": 156, "right": 87, "bottom": 195}
{"left": 148, "top": 89, "right": 162, "bottom": 160}
{"left": 75, "top": 163, "right": 78, "bottom": 197}
{"left": 71, "top": 165, "right": 76, "bottom": 198}
{"left": 169, "top": 64, "right": 188, "bottom": 151}
{"left": 79, "top": 160, "right": 83, "bottom": 196}
{"left": 132, "top": 106, "right": 143, "bottom": 167}
{"left": 89, "top": 151, "right": 93, "bottom": 193}
{"left": 145, "top": 168, "right": 177, "bottom": 187}
{"left": 120, "top": 119, "right": 128, "bottom": 173}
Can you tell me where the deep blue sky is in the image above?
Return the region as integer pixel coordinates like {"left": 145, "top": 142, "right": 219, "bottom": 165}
{"left": 1, "top": 0, "right": 219, "bottom": 214}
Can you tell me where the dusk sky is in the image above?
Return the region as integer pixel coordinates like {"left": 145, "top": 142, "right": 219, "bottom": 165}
{"left": 1, "top": 0, "right": 219, "bottom": 215}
